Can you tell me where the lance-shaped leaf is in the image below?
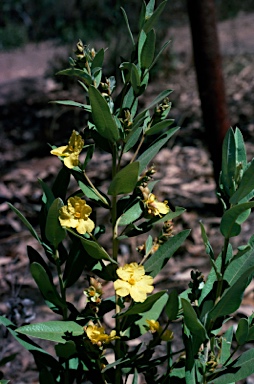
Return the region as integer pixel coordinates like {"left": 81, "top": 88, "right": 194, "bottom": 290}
{"left": 229, "top": 160, "right": 254, "bottom": 204}
{"left": 52, "top": 167, "right": 70, "bottom": 201}
{"left": 0, "top": 316, "right": 59, "bottom": 368}
{"left": 143, "top": 0, "right": 167, "bottom": 33}
{"left": 165, "top": 289, "right": 179, "bottom": 321}
{"left": 118, "top": 200, "right": 143, "bottom": 226}
{"left": 78, "top": 180, "right": 110, "bottom": 207}
{"left": 30, "top": 262, "right": 66, "bottom": 310}
{"left": 121, "top": 7, "right": 135, "bottom": 47}
{"left": 140, "top": 29, "right": 156, "bottom": 69}
{"left": 67, "top": 228, "right": 116, "bottom": 263}
{"left": 144, "top": 230, "right": 190, "bottom": 277}
{"left": 108, "top": 162, "right": 139, "bottom": 195}
{"left": 8, "top": 203, "right": 41, "bottom": 243}
{"left": 50, "top": 100, "right": 91, "bottom": 112}
{"left": 89, "top": 85, "right": 119, "bottom": 142}
{"left": 181, "top": 298, "right": 208, "bottom": 355}
{"left": 220, "top": 128, "right": 236, "bottom": 197}
{"left": 236, "top": 318, "right": 249, "bottom": 346}
{"left": 16, "top": 321, "right": 84, "bottom": 343}
{"left": 208, "top": 265, "right": 254, "bottom": 322}
{"left": 117, "top": 291, "right": 167, "bottom": 318}
{"left": 135, "top": 89, "right": 173, "bottom": 121}
{"left": 57, "top": 68, "right": 92, "bottom": 85}
{"left": 235, "top": 127, "right": 247, "bottom": 169}
{"left": 138, "top": 127, "right": 179, "bottom": 174}
{"left": 220, "top": 201, "right": 254, "bottom": 238}
{"left": 145, "top": 119, "right": 174, "bottom": 136}
{"left": 45, "top": 198, "right": 66, "bottom": 249}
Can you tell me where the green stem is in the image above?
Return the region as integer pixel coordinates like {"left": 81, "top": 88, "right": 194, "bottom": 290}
{"left": 130, "top": 134, "right": 145, "bottom": 164}
{"left": 55, "top": 249, "right": 68, "bottom": 321}
{"left": 83, "top": 171, "right": 110, "bottom": 207}
{"left": 111, "top": 144, "right": 123, "bottom": 384}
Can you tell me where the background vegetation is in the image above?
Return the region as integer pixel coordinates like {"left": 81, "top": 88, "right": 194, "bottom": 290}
{"left": 1, "top": 0, "right": 254, "bottom": 50}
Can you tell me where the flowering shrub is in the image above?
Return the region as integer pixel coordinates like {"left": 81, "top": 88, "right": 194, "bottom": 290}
{"left": 2, "top": 1, "right": 254, "bottom": 383}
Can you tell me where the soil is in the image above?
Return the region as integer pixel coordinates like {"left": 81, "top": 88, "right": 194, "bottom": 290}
{"left": 0, "top": 12, "right": 254, "bottom": 384}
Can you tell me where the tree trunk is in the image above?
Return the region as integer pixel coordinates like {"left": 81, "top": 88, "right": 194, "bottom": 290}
{"left": 186, "top": 0, "right": 230, "bottom": 184}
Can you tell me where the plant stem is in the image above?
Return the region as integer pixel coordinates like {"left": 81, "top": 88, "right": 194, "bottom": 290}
{"left": 55, "top": 249, "right": 68, "bottom": 321}
{"left": 215, "top": 236, "right": 229, "bottom": 302}
{"left": 111, "top": 144, "right": 123, "bottom": 384}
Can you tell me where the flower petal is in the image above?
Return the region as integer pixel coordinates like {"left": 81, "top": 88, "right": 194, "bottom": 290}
{"left": 114, "top": 279, "right": 130, "bottom": 297}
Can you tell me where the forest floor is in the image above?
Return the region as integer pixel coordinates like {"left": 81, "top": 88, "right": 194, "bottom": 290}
{"left": 0, "top": 12, "right": 254, "bottom": 384}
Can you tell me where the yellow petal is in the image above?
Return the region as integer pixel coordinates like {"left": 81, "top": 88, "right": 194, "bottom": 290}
{"left": 50, "top": 145, "right": 69, "bottom": 157}
{"left": 76, "top": 218, "right": 95, "bottom": 234}
{"left": 63, "top": 153, "right": 79, "bottom": 169}
{"left": 129, "top": 286, "right": 147, "bottom": 302}
{"left": 114, "top": 279, "right": 130, "bottom": 297}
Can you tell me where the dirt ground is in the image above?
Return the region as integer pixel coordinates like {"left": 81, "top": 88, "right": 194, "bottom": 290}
{"left": 0, "top": 12, "right": 254, "bottom": 384}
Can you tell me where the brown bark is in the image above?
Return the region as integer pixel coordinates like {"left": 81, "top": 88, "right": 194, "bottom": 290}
{"left": 186, "top": 0, "right": 230, "bottom": 184}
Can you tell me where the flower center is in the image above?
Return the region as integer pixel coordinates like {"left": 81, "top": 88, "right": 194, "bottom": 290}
{"left": 128, "top": 277, "right": 136, "bottom": 285}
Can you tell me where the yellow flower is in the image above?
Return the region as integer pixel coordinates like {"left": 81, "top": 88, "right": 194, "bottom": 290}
{"left": 146, "top": 319, "right": 174, "bottom": 341}
{"left": 59, "top": 196, "right": 94, "bottom": 234}
{"left": 143, "top": 193, "right": 169, "bottom": 217}
{"left": 50, "top": 130, "right": 84, "bottom": 169}
{"left": 146, "top": 319, "right": 161, "bottom": 333}
{"left": 114, "top": 262, "right": 154, "bottom": 303}
{"left": 86, "top": 324, "right": 119, "bottom": 346}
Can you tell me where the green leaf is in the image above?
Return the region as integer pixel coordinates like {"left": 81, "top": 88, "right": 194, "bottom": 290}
{"left": 8, "top": 203, "right": 41, "bottom": 243}
{"left": 181, "top": 298, "right": 207, "bottom": 355}
{"left": 136, "top": 90, "right": 173, "bottom": 122}
{"left": 144, "top": 230, "right": 190, "bottom": 277}
{"left": 78, "top": 180, "right": 109, "bottom": 207}
{"left": 119, "top": 293, "right": 168, "bottom": 339}
{"left": 236, "top": 318, "right": 249, "bottom": 345}
{"left": 208, "top": 349, "right": 254, "bottom": 383}
{"left": 57, "top": 68, "right": 92, "bottom": 85}
{"left": 140, "top": 29, "right": 156, "bottom": 69}
{"left": 221, "top": 128, "right": 236, "bottom": 197}
{"left": 165, "top": 290, "right": 179, "bottom": 321}
{"left": 52, "top": 167, "right": 70, "bottom": 201}
{"left": 235, "top": 127, "right": 247, "bottom": 169}
{"left": 55, "top": 340, "right": 77, "bottom": 358}
{"left": 117, "top": 291, "right": 167, "bottom": 318}
{"left": 50, "top": 100, "right": 91, "bottom": 112}
{"left": 130, "top": 64, "right": 141, "bottom": 94}
{"left": 16, "top": 321, "right": 84, "bottom": 343}
{"left": 145, "top": 119, "right": 174, "bottom": 136}
{"left": 200, "top": 221, "right": 214, "bottom": 260}
{"left": 67, "top": 229, "right": 116, "bottom": 263}
{"left": 30, "top": 262, "right": 66, "bottom": 310}
{"left": 138, "top": 30, "right": 147, "bottom": 68}
{"left": 108, "top": 162, "right": 140, "bottom": 195}
{"left": 229, "top": 160, "right": 254, "bottom": 204}
{"left": 143, "top": 0, "right": 167, "bottom": 33}
{"left": 138, "top": 127, "right": 179, "bottom": 174}
{"left": 89, "top": 85, "right": 119, "bottom": 142}
{"left": 0, "top": 316, "right": 58, "bottom": 367}
{"left": 118, "top": 200, "right": 143, "bottom": 226}
{"left": 219, "top": 326, "right": 233, "bottom": 365}
{"left": 124, "top": 125, "right": 143, "bottom": 153}
{"left": 208, "top": 265, "right": 254, "bottom": 322}
{"left": 148, "top": 39, "right": 171, "bottom": 74}
{"left": 220, "top": 201, "right": 254, "bottom": 238}
{"left": 91, "top": 48, "right": 104, "bottom": 71}
{"left": 39, "top": 179, "right": 55, "bottom": 210}
{"left": 121, "top": 7, "right": 135, "bottom": 47}
{"left": 63, "top": 243, "right": 88, "bottom": 288}
{"left": 45, "top": 198, "right": 66, "bottom": 249}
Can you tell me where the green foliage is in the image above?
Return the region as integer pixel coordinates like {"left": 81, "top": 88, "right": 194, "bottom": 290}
{"left": 2, "top": 2, "right": 254, "bottom": 384}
